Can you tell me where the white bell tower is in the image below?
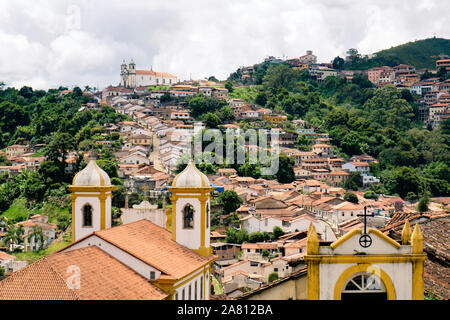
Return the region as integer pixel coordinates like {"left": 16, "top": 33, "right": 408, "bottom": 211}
{"left": 68, "top": 154, "right": 117, "bottom": 242}
{"left": 167, "top": 161, "right": 214, "bottom": 257}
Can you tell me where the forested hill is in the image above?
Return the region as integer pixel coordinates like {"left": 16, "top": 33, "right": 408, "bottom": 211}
{"left": 0, "top": 86, "right": 129, "bottom": 214}
{"left": 344, "top": 37, "right": 450, "bottom": 70}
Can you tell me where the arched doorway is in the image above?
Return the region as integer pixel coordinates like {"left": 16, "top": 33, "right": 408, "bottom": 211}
{"left": 341, "top": 272, "right": 387, "bottom": 300}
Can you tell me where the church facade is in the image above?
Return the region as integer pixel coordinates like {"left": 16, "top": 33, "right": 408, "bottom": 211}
{"left": 120, "top": 60, "right": 178, "bottom": 88}
{"left": 0, "top": 157, "right": 215, "bottom": 300}
{"left": 305, "top": 221, "right": 427, "bottom": 300}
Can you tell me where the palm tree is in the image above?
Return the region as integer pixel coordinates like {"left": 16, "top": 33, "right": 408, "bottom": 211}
{"left": 2, "top": 223, "right": 23, "bottom": 252}
{"left": 27, "top": 226, "right": 46, "bottom": 251}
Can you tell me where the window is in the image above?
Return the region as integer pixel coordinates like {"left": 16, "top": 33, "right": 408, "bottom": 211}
{"left": 82, "top": 204, "right": 93, "bottom": 227}
{"left": 188, "top": 284, "right": 191, "bottom": 300}
{"left": 150, "top": 271, "right": 155, "bottom": 280}
{"left": 200, "top": 276, "right": 203, "bottom": 300}
{"left": 274, "top": 268, "right": 278, "bottom": 272}
{"left": 175, "top": 292, "right": 179, "bottom": 300}
{"left": 195, "top": 281, "right": 197, "bottom": 300}
{"left": 183, "top": 204, "right": 195, "bottom": 229}
{"left": 206, "top": 204, "right": 210, "bottom": 228}
{"left": 342, "top": 273, "right": 387, "bottom": 300}
{"left": 182, "top": 288, "right": 185, "bottom": 300}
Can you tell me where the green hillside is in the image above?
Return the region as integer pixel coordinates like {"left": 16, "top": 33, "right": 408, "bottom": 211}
{"left": 344, "top": 37, "right": 450, "bottom": 70}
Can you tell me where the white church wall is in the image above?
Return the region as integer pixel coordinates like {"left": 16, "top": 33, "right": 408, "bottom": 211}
{"left": 174, "top": 267, "right": 210, "bottom": 300}
{"left": 121, "top": 208, "right": 168, "bottom": 228}
{"left": 332, "top": 232, "right": 403, "bottom": 255}
{"left": 74, "top": 195, "right": 101, "bottom": 241}
{"left": 106, "top": 195, "right": 112, "bottom": 230}
{"left": 176, "top": 196, "right": 202, "bottom": 250}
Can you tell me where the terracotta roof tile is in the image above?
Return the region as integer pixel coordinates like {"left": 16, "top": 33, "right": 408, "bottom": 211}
{"left": 93, "top": 220, "right": 215, "bottom": 279}
{"left": 0, "top": 246, "right": 168, "bottom": 300}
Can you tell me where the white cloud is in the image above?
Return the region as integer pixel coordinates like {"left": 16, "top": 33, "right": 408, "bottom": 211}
{"left": 0, "top": 0, "right": 449, "bottom": 89}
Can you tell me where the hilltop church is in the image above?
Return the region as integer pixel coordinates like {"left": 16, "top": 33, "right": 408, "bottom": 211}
{"left": 120, "top": 60, "right": 178, "bottom": 88}
{"left": 0, "top": 157, "right": 215, "bottom": 300}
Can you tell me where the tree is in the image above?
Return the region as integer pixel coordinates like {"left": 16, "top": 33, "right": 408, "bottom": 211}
{"left": 295, "top": 135, "right": 312, "bottom": 151}
{"left": 346, "top": 48, "right": 361, "bottom": 63}
{"left": 160, "top": 93, "right": 171, "bottom": 103}
{"left": 27, "top": 225, "right": 46, "bottom": 251}
{"left": 255, "top": 92, "right": 267, "bottom": 106}
{"left": 217, "top": 190, "right": 243, "bottom": 214}
{"left": 344, "top": 172, "right": 363, "bottom": 190}
{"left": 262, "top": 64, "right": 298, "bottom": 93}
{"left": 272, "top": 226, "right": 284, "bottom": 240}
{"left": 225, "top": 227, "right": 248, "bottom": 244}
{"left": 97, "top": 159, "right": 118, "bottom": 178}
{"left": 248, "top": 232, "right": 265, "bottom": 243}
{"left": 224, "top": 81, "right": 233, "bottom": 93}
{"left": 268, "top": 272, "right": 279, "bottom": 282}
{"left": 417, "top": 195, "right": 429, "bottom": 214}
{"left": 363, "top": 190, "right": 378, "bottom": 200}
{"left": 332, "top": 56, "right": 345, "bottom": 70}
{"left": 2, "top": 223, "right": 24, "bottom": 251}
{"left": 71, "top": 86, "right": 82, "bottom": 96}
{"left": 344, "top": 192, "right": 359, "bottom": 204}
{"left": 43, "top": 132, "right": 75, "bottom": 164}
{"left": 276, "top": 154, "right": 295, "bottom": 183}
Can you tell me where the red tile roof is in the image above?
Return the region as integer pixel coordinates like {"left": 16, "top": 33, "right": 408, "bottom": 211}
{"left": 0, "top": 246, "right": 168, "bottom": 300}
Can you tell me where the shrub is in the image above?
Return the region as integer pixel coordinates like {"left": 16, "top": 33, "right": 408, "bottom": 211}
{"left": 268, "top": 272, "right": 279, "bottom": 283}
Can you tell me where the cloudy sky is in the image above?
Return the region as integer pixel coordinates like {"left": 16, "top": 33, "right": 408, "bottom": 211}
{"left": 0, "top": 0, "right": 449, "bottom": 89}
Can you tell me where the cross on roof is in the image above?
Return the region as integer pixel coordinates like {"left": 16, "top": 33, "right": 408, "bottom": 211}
{"left": 357, "top": 206, "right": 374, "bottom": 235}
{"left": 357, "top": 206, "right": 375, "bottom": 248}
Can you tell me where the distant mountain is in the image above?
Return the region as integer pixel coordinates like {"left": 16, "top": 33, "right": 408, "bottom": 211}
{"left": 344, "top": 37, "right": 450, "bottom": 70}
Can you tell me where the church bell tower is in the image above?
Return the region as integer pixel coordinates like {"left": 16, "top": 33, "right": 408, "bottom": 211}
{"left": 68, "top": 154, "right": 117, "bottom": 242}
{"left": 120, "top": 60, "right": 128, "bottom": 87}
{"left": 167, "top": 161, "right": 214, "bottom": 257}
{"left": 128, "top": 59, "right": 136, "bottom": 88}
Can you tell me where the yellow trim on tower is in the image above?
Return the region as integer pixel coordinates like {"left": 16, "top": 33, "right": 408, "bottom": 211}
{"left": 329, "top": 228, "right": 400, "bottom": 249}
{"left": 368, "top": 228, "right": 401, "bottom": 248}
{"left": 93, "top": 160, "right": 106, "bottom": 186}
{"left": 304, "top": 254, "right": 426, "bottom": 264}
{"left": 68, "top": 185, "right": 117, "bottom": 193}
{"left": 306, "top": 223, "right": 319, "bottom": 255}
{"left": 307, "top": 259, "right": 319, "bottom": 300}
{"left": 412, "top": 259, "right": 424, "bottom": 300}
{"left": 401, "top": 220, "right": 412, "bottom": 245}
{"left": 71, "top": 194, "right": 76, "bottom": 243}
{"left": 168, "top": 187, "right": 215, "bottom": 194}
{"left": 330, "top": 229, "right": 361, "bottom": 249}
{"left": 99, "top": 193, "right": 106, "bottom": 230}
{"left": 333, "top": 264, "right": 396, "bottom": 300}
{"left": 411, "top": 223, "right": 425, "bottom": 299}
{"left": 411, "top": 223, "right": 423, "bottom": 254}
